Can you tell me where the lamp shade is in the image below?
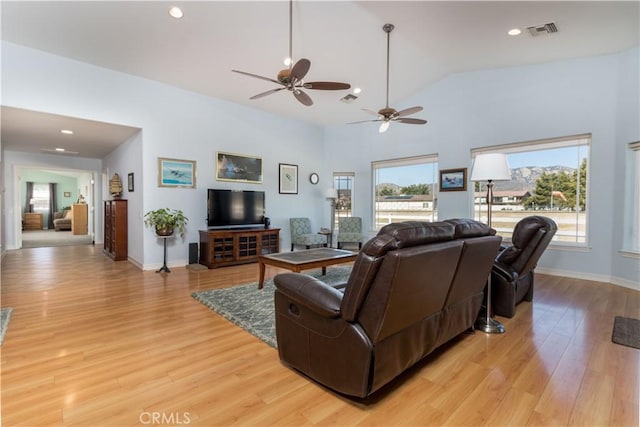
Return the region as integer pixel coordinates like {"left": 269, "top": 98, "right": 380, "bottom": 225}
{"left": 325, "top": 188, "right": 338, "bottom": 199}
{"left": 470, "top": 153, "right": 511, "bottom": 181}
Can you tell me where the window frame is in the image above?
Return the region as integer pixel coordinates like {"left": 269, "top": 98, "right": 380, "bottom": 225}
{"left": 471, "top": 134, "right": 591, "bottom": 247}
{"left": 622, "top": 141, "right": 640, "bottom": 254}
{"left": 333, "top": 172, "right": 355, "bottom": 226}
{"left": 31, "top": 183, "right": 50, "bottom": 212}
{"left": 371, "top": 154, "right": 439, "bottom": 230}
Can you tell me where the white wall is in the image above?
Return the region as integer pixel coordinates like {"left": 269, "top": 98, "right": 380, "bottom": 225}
{"left": 611, "top": 48, "right": 640, "bottom": 287}
{"left": 1, "top": 41, "right": 326, "bottom": 268}
{"left": 2, "top": 41, "right": 637, "bottom": 286}
{"left": 325, "top": 49, "right": 639, "bottom": 289}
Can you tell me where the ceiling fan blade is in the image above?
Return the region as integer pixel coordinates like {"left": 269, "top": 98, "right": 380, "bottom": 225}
{"left": 395, "top": 118, "right": 428, "bottom": 125}
{"left": 396, "top": 106, "right": 423, "bottom": 117}
{"left": 232, "top": 69, "right": 282, "bottom": 85}
{"left": 347, "top": 119, "right": 382, "bottom": 125}
{"left": 249, "top": 87, "right": 286, "bottom": 100}
{"left": 303, "top": 81, "right": 351, "bottom": 90}
{"left": 291, "top": 58, "right": 311, "bottom": 82}
{"left": 293, "top": 89, "right": 313, "bottom": 106}
{"left": 362, "top": 108, "right": 382, "bottom": 117}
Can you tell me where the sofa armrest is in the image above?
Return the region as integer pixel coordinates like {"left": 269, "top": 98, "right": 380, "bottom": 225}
{"left": 492, "top": 261, "right": 519, "bottom": 283}
{"left": 274, "top": 273, "right": 343, "bottom": 318}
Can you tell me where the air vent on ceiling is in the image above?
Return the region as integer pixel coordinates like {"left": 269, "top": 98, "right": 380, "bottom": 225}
{"left": 340, "top": 93, "right": 358, "bottom": 103}
{"left": 527, "top": 22, "right": 558, "bottom": 37}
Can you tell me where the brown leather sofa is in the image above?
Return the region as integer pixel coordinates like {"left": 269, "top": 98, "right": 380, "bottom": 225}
{"left": 491, "top": 215, "right": 557, "bottom": 318}
{"left": 273, "top": 219, "right": 502, "bottom": 398}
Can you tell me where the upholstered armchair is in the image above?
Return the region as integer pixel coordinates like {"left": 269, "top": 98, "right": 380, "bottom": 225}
{"left": 492, "top": 215, "right": 557, "bottom": 318}
{"left": 337, "top": 217, "right": 363, "bottom": 250}
{"left": 289, "top": 217, "right": 327, "bottom": 251}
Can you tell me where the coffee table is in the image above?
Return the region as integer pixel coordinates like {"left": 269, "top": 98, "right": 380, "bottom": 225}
{"left": 257, "top": 248, "right": 357, "bottom": 289}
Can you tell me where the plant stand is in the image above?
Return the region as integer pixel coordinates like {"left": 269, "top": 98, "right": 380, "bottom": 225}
{"left": 156, "top": 235, "right": 173, "bottom": 273}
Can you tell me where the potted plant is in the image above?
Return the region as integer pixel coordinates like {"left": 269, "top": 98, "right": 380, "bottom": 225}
{"left": 144, "top": 208, "right": 188, "bottom": 237}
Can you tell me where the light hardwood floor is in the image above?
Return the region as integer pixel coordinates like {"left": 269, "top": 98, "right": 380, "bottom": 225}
{"left": 1, "top": 245, "right": 638, "bottom": 426}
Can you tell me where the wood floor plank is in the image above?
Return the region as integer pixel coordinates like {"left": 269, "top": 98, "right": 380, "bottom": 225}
{"left": 1, "top": 245, "right": 638, "bottom": 426}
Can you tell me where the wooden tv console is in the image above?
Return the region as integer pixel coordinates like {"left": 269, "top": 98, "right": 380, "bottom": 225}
{"left": 199, "top": 228, "right": 280, "bottom": 268}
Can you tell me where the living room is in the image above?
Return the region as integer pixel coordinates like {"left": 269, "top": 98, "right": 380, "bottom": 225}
{"left": 1, "top": 1, "right": 638, "bottom": 425}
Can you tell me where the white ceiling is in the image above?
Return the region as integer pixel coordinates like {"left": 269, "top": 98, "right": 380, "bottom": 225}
{"left": 1, "top": 1, "right": 638, "bottom": 158}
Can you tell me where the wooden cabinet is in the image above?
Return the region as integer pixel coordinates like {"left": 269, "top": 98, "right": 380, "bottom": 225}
{"left": 104, "top": 200, "right": 128, "bottom": 261}
{"left": 24, "top": 213, "right": 43, "bottom": 230}
{"left": 71, "top": 203, "right": 88, "bottom": 235}
{"left": 199, "top": 228, "right": 280, "bottom": 268}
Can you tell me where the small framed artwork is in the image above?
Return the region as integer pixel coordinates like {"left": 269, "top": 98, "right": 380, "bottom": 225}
{"left": 216, "top": 151, "right": 263, "bottom": 183}
{"left": 158, "top": 157, "right": 196, "bottom": 188}
{"left": 128, "top": 173, "right": 134, "bottom": 192}
{"left": 63, "top": 191, "right": 71, "bottom": 198}
{"left": 439, "top": 168, "right": 467, "bottom": 192}
{"left": 279, "top": 163, "right": 298, "bottom": 194}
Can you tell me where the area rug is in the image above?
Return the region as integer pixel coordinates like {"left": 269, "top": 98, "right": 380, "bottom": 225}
{"left": 191, "top": 265, "right": 353, "bottom": 348}
{"left": 612, "top": 316, "right": 640, "bottom": 349}
{"left": 1, "top": 307, "right": 14, "bottom": 345}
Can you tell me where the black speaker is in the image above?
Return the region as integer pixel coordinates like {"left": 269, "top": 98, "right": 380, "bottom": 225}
{"left": 188, "top": 242, "right": 198, "bottom": 264}
{"left": 264, "top": 217, "right": 271, "bottom": 228}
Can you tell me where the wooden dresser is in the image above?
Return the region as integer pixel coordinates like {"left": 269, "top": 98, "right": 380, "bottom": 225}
{"left": 24, "top": 212, "right": 43, "bottom": 230}
{"left": 104, "top": 199, "right": 128, "bottom": 261}
{"left": 71, "top": 203, "right": 88, "bottom": 235}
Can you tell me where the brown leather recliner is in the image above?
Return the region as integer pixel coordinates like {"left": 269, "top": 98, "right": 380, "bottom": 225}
{"left": 491, "top": 215, "right": 557, "bottom": 318}
{"left": 273, "top": 219, "right": 502, "bottom": 398}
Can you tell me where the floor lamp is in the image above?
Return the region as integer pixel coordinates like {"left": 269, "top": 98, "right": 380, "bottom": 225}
{"left": 470, "top": 153, "right": 511, "bottom": 334}
{"left": 325, "top": 188, "right": 338, "bottom": 247}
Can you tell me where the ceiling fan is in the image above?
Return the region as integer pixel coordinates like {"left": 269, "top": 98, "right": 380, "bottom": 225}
{"left": 350, "top": 23, "right": 427, "bottom": 133}
{"left": 232, "top": 0, "right": 350, "bottom": 106}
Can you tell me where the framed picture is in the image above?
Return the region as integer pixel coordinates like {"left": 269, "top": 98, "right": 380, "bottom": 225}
{"left": 63, "top": 191, "right": 71, "bottom": 198}
{"left": 279, "top": 163, "right": 298, "bottom": 194}
{"left": 439, "top": 168, "right": 467, "bottom": 192}
{"left": 158, "top": 157, "right": 196, "bottom": 188}
{"left": 216, "top": 152, "right": 262, "bottom": 183}
{"left": 128, "top": 173, "right": 134, "bottom": 192}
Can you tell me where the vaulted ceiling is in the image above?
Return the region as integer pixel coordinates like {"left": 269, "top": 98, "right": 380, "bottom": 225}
{"left": 2, "top": 1, "right": 638, "bottom": 157}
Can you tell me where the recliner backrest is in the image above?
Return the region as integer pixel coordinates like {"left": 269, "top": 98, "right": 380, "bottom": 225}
{"left": 497, "top": 215, "right": 557, "bottom": 276}
{"left": 442, "top": 219, "right": 502, "bottom": 307}
{"left": 341, "top": 221, "right": 455, "bottom": 323}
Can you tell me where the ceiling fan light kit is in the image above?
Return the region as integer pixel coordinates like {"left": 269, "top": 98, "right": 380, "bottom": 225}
{"left": 349, "top": 23, "right": 427, "bottom": 133}
{"left": 232, "top": 0, "right": 350, "bottom": 106}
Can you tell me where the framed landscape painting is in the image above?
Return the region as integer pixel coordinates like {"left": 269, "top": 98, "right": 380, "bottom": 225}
{"left": 158, "top": 158, "right": 196, "bottom": 188}
{"left": 439, "top": 168, "right": 467, "bottom": 192}
{"left": 216, "top": 152, "right": 263, "bottom": 183}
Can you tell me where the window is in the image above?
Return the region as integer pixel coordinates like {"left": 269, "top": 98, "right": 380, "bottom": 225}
{"left": 31, "top": 183, "right": 50, "bottom": 212}
{"left": 372, "top": 155, "right": 439, "bottom": 230}
{"left": 623, "top": 141, "right": 640, "bottom": 253}
{"left": 472, "top": 134, "right": 590, "bottom": 245}
{"left": 333, "top": 173, "right": 354, "bottom": 226}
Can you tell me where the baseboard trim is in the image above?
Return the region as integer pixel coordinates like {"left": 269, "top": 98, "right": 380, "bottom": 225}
{"left": 142, "top": 258, "right": 189, "bottom": 271}
{"left": 537, "top": 267, "right": 639, "bottom": 291}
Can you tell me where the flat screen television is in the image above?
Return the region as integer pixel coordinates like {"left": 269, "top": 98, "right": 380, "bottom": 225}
{"left": 207, "top": 189, "right": 265, "bottom": 228}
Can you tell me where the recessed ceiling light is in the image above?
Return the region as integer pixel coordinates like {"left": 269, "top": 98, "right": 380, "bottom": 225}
{"left": 508, "top": 28, "right": 522, "bottom": 36}
{"left": 60, "top": 129, "right": 73, "bottom": 135}
{"left": 55, "top": 148, "right": 66, "bottom": 152}
{"left": 353, "top": 87, "right": 362, "bottom": 94}
{"left": 283, "top": 57, "right": 292, "bottom": 66}
{"left": 168, "top": 6, "right": 184, "bottom": 19}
